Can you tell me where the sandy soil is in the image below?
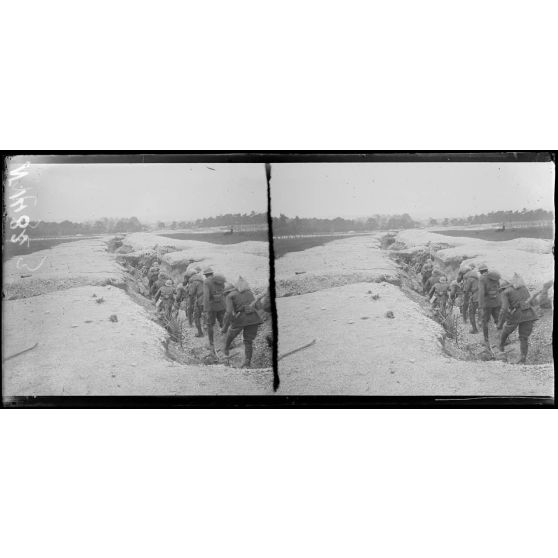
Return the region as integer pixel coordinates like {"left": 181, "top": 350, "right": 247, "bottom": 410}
{"left": 276, "top": 230, "right": 554, "bottom": 396}
{"left": 275, "top": 234, "right": 399, "bottom": 296}
{"left": 3, "top": 237, "right": 273, "bottom": 396}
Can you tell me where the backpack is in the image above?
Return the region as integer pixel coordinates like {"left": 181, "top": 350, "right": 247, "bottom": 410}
{"left": 486, "top": 273, "right": 501, "bottom": 303}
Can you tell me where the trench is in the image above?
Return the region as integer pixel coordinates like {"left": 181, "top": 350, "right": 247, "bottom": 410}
{"left": 384, "top": 237, "right": 553, "bottom": 366}
{"left": 108, "top": 237, "right": 272, "bottom": 370}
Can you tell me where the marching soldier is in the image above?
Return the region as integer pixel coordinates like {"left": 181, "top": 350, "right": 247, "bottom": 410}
{"left": 202, "top": 267, "right": 227, "bottom": 348}
{"left": 429, "top": 275, "right": 449, "bottom": 315}
{"left": 222, "top": 277, "right": 263, "bottom": 368}
{"left": 498, "top": 274, "right": 538, "bottom": 364}
{"left": 155, "top": 279, "right": 176, "bottom": 321}
{"left": 477, "top": 264, "right": 502, "bottom": 345}
{"left": 188, "top": 271, "right": 205, "bottom": 337}
{"left": 463, "top": 267, "right": 480, "bottom": 334}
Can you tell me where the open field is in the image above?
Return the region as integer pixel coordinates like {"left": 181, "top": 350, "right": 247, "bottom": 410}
{"left": 273, "top": 234, "right": 363, "bottom": 258}
{"left": 160, "top": 230, "right": 269, "bottom": 244}
{"left": 4, "top": 236, "right": 102, "bottom": 260}
{"left": 432, "top": 227, "right": 554, "bottom": 242}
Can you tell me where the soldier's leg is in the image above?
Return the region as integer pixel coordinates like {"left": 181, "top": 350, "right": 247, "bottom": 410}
{"left": 194, "top": 303, "right": 204, "bottom": 337}
{"left": 241, "top": 324, "right": 259, "bottom": 368}
{"left": 216, "top": 310, "right": 225, "bottom": 329}
{"left": 206, "top": 311, "right": 216, "bottom": 346}
{"left": 224, "top": 326, "right": 242, "bottom": 355}
{"left": 499, "top": 322, "right": 517, "bottom": 351}
{"left": 516, "top": 320, "right": 534, "bottom": 364}
{"left": 469, "top": 302, "right": 479, "bottom": 333}
{"left": 187, "top": 297, "right": 194, "bottom": 326}
{"left": 481, "top": 307, "right": 490, "bottom": 342}
{"left": 462, "top": 293, "right": 469, "bottom": 322}
{"left": 491, "top": 306, "right": 501, "bottom": 325}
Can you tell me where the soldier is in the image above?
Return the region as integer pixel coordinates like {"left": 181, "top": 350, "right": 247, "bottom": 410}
{"left": 182, "top": 267, "right": 198, "bottom": 326}
{"left": 477, "top": 264, "right": 502, "bottom": 345}
{"left": 155, "top": 279, "right": 175, "bottom": 321}
{"left": 448, "top": 279, "right": 463, "bottom": 316}
{"left": 150, "top": 270, "right": 167, "bottom": 297}
{"left": 147, "top": 262, "right": 160, "bottom": 291}
{"left": 463, "top": 267, "right": 480, "bottom": 333}
{"left": 421, "top": 260, "right": 434, "bottom": 294}
{"left": 425, "top": 269, "right": 442, "bottom": 294}
{"left": 222, "top": 277, "right": 263, "bottom": 368}
{"left": 188, "top": 271, "right": 205, "bottom": 337}
{"left": 459, "top": 263, "right": 475, "bottom": 323}
{"left": 498, "top": 274, "right": 538, "bottom": 364}
{"left": 429, "top": 275, "right": 449, "bottom": 315}
{"left": 202, "top": 267, "right": 226, "bottom": 348}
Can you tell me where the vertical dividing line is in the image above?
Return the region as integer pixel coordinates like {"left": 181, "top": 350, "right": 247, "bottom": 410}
{"left": 265, "top": 162, "right": 280, "bottom": 392}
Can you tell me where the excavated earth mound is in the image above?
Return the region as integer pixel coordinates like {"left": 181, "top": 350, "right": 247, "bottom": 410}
{"left": 275, "top": 234, "right": 399, "bottom": 296}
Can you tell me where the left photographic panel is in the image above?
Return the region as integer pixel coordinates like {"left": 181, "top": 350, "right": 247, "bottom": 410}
{"left": 2, "top": 156, "right": 274, "bottom": 400}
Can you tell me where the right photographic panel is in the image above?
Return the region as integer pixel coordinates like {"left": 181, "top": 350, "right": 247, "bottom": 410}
{"left": 271, "top": 157, "right": 555, "bottom": 397}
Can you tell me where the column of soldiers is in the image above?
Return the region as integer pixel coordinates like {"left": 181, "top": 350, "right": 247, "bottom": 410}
{"left": 416, "top": 258, "right": 551, "bottom": 364}
{"left": 143, "top": 258, "right": 270, "bottom": 368}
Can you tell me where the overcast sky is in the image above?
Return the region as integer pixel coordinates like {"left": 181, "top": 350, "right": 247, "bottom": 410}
{"left": 7, "top": 162, "right": 268, "bottom": 223}
{"left": 270, "top": 162, "right": 555, "bottom": 219}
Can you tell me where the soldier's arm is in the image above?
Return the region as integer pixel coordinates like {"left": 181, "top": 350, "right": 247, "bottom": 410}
{"left": 202, "top": 282, "right": 210, "bottom": 311}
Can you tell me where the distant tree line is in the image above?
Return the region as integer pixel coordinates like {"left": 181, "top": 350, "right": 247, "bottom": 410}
{"left": 21, "top": 217, "right": 146, "bottom": 237}
{"left": 272, "top": 213, "right": 417, "bottom": 235}
{"left": 429, "top": 208, "right": 554, "bottom": 227}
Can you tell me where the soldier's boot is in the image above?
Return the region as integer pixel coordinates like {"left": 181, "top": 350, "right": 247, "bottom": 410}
{"left": 207, "top": 326, "right": 215, "bottom": 348}
{"left": 241, "top": 342, "right": 253, "bottom": 368}
{"left": 469, "top": 311, "right": 478, "bottom": 334}
{"left": 498, "top": 330, "right": 510, "bottom": 352}
{"left": 516, "top": 338, "right": 528, "bottom": 364}
{"left": 482, "top": 324, "right": 490, "bottom": 345}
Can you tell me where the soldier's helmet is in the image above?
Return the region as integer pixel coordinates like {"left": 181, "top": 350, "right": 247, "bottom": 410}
{"left": 478, "top": 263, "right": 488, "bottom": 272}
{"left": 165, "top": 279, "right": 173, "bottom": 286}
{"left": 500, "top": 279, "right": 511, "bottom": 290}
{"left": 203, "top": 266, "right": 214, "bottom": 276}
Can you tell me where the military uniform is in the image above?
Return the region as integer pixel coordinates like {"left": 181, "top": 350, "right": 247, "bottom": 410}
{"left": 421, "top": 262, "right": 434, "bottom": 293}
{"left": 463, "top": 270, "right": 480, "bottom": 333}
{"left": 147, "top": 265, "right": 160, "bottom": 290}
{"left": 155, "top": 283, "right": 175, "bottom": 320}
{"left": 222, "top": 287, "right": 263, "bottom": 367}
{"left": 498, "top": 284, "right": 538, "bottom": 363}
{"left": 188, "top": 274, "right": 205, "bottom": 336}
{"left": 478, "top": 271, "right": 502, "bottom": 343}
{"left": 429, "top": 281, "right": 449, "bottom": 314}
{"left": 150, "top": 273, "right": 166, "bottom": 297}
{"left": 449, "top": 280, "right": 464, "bottom": 316}
{"left": 203, "top": 273, "right": 226, "bottom": 346}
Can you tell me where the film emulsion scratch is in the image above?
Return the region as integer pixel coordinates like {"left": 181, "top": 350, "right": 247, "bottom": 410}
{"left": 2, "top": 158, "right": 273, "bottom": 399}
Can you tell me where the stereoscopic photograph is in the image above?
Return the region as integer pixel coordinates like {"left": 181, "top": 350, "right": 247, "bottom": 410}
{"left": 3, "top": 157, "right": 273, "bottom": 398}
{"left": 272, "top": 159, "right": 554, "bottom": 398}
{"left": 1, "top": 152, "right": 555, "bottom": 405}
